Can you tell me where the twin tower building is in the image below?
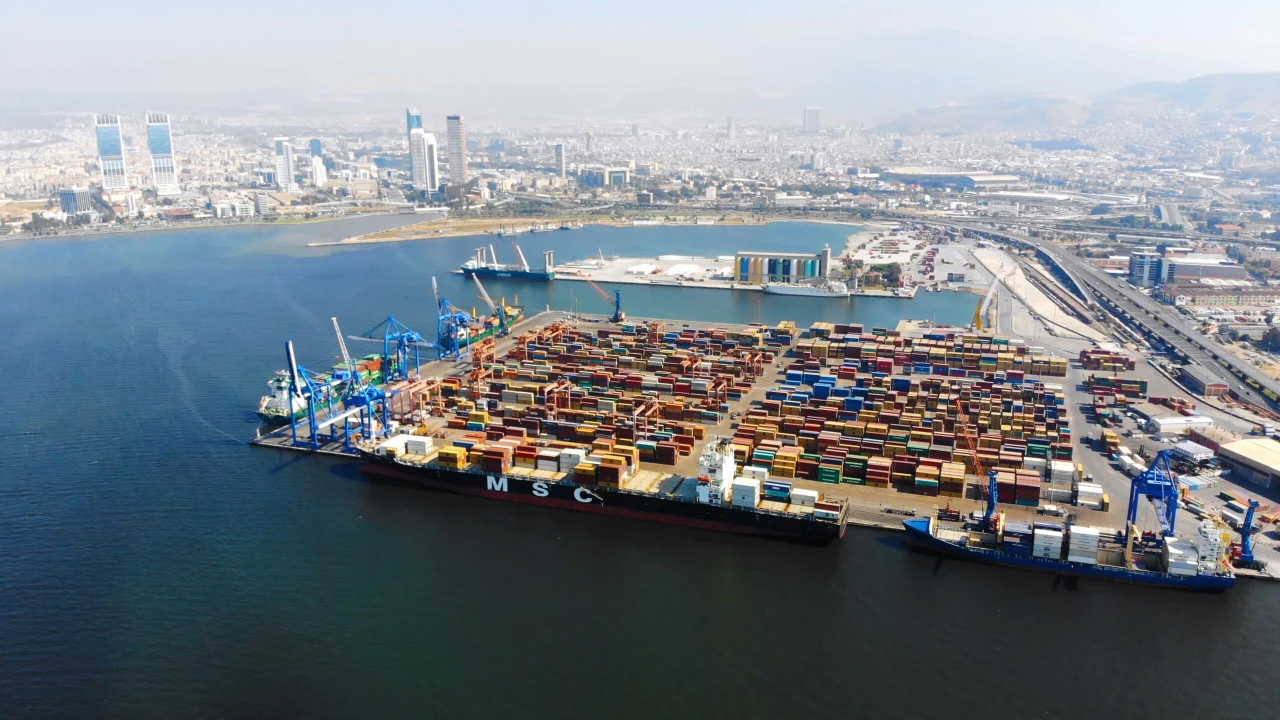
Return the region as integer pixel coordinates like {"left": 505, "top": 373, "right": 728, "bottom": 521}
{"left": 407, "top": 109, "right": 466, "bottom": 192}
{"left": 94, "top": 113, "right": 179, "bottom": 196}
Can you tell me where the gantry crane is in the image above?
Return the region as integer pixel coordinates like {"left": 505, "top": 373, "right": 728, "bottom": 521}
{"left": 1232, "top": 500, "right": 1265, "bottom": 570}
{"left": 954, "top": 395, "right": 996, "bottom": 530}
{"left": 432, "top": 276, "right": 477, "bottom": 360}
{"left": 348, "top": 316, "right": 428, "bottom": 382}
{"left": 472, "top": 273, "right": 509, "bottom": 337}
{"left": 331, "top": 317, "right": 388, "bottom": 442}
{"left": 1123, "top": 449, "right": 1180, "bottom": 565}
{"left": 585, "top": 278, "right": 625, "bottom": 322}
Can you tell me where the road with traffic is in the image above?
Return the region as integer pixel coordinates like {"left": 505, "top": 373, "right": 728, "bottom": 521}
{"left": 951, "top": 222, "right": 1280, "bottom": 411}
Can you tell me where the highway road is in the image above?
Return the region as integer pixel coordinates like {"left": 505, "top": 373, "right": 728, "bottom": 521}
{"left": 952, "top": 222, "right": 1280, "bottom": 411}
{"left": 1155, "top": 203, "right": 1184, "bottom": 229}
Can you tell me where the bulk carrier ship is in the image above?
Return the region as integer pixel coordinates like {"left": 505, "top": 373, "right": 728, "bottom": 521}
{"left": 459, "top": 242, "right": 555, "bottom": 281}
{"left": 358, "top": 436, "right": 848, "bottom": 542}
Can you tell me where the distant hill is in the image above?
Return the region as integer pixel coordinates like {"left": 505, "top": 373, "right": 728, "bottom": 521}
{"left": 1096, "top": 73, "right": 1280, "bottom": 116}
{"left": 872, "top": 96, "right": 1092, "bottom": 135}
{"left": 873, "top": 73, "right": 1280, "bottom": 134}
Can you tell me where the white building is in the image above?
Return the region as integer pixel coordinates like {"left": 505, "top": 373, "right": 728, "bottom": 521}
{"left": 145, "top": 112, "right": 180, "bottom": 195}
{"left": 803, "top": 107, "right": 821, "bottom": 133}
{"left": 408, "top": 129, "right": 439, "bottom": 190}
{"left": 274, "top": 138, "right": 298, "bottom": 192}
{"left": 311, "top": 155, "right": 328, "bottom": 187}
{"left": 727, "top": 116, "right": 736, "bottom": 139}
{"left": 446, "top": 115, "right": 467, "bottom": 184}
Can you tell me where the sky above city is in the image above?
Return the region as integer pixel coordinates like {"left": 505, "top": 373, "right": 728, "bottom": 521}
{"left": 7, "top": 0, "right": 1280, "bottom": 120}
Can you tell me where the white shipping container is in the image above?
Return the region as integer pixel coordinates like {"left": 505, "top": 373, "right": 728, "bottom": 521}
{"left": 1076, "top": 482, "right": 1104, "bottom": 498}
{"left": 742, "top": 466, "right": 770, "bottom": 481}
{"left": 790, "top": 489, "right": 819, "bottom": 507}
{"left": 814, "top": 509, "right": 840, "bottom": 520}
{"left": 1067, "top": 555, "right": 1098, "bottom": 565}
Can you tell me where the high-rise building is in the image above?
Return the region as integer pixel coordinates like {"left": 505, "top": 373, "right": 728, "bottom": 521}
{"left": 407, "top": 108, "right": 423, "bottom": 132}
{"left": 445, "top": 115, "right": 467, "bottom": 184}
{"left": 553, "top": 143, "right": 566, "bottom": 178}
{"left": 1128, "top": 249, "right": 1162, "bottom": 288}
{"left": 145, "top": 112, "right": 180, "bottom": 195}
{"left": 274, "top": 138, "right": 298, "bottom": 192}
{"left": 584, "top": 131, "right": 596, "bottom": 153}
{"left": 727, "top": 116, "right": 736, "bottom": 139}
{"left": 309, "top": 138, "right": 323, "bottom": 157}
{"left": 632, "top": 124, "right": 640, "bottom": 138}
{"left": 409, "top": 128, "right": 439, "bottom": 190}
{"left": 95, "top": 115, "right": 128, "bottom": 190}
{"left": 311, "top": 155, "right": 328, "bottom": 187}
{"left": 803, "top": 107, "right": 821, "bottom": 133}
{"left": 57, "top": 187, "right": 93, "bottom": 215}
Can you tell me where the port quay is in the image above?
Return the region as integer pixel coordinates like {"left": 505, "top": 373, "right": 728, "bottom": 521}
{"left": 252, "top": 299, "right": 1276, "bottom": 587}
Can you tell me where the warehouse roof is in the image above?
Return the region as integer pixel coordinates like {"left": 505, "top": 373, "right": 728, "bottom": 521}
{"left": 1180, "top": 364, "right": 1229, "bottom": 388}
{"left": 1219, "top": 437, "right": 1280, "bottom": 473}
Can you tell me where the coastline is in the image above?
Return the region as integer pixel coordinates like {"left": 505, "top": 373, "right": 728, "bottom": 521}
{"left": 0, "top": 209, "right": 412, "bottom": 246}
{"left": 305, "top": 213, "right": 882, "bottom": 248}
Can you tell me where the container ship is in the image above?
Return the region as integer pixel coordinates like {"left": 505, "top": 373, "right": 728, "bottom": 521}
{"left": 902, "top": 456, "right": 1237, "bottom": 591}
{"left": 762, "top": 280, "right": 851, "bottom": 297}
{"left": 257, "top": 355, "right": 387, "bottom": 425}
{"left": 359, "top": 436, "right": 847, "bottom": 542}
{"left": 460, "top": 243, "right": 556, "bottom": 281}
{"left": 903, "top": 514, "right": 1235, "bottom": 590}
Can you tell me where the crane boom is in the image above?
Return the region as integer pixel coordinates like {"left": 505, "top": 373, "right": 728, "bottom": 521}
{"left": 472, "top": 273, "right": 497, "bottom": 313}
{"left": 513, "top": 241, "right": 530, "bottom": 272}
{"left": 332, "top": 316, "right": 353, "bottom": 368}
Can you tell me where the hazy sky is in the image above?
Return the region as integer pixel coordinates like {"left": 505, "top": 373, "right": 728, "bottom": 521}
{"left": 5, "top": 0, "right": 1280, "bottom": 119}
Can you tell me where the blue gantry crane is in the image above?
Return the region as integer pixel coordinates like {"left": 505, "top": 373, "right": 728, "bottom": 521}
{"left": 432, "top": 276, "right": 477, "bottom": 360}
{"left": 1234, "top": 500, "right": 1264, "bottom": 569}
{"left": 329, "top": 317, "right": 389, "bottom": 445}
{"left": 1126, "top": 449, "right": 1180, "bottom": 541}
{"left": 983, "top": 469, "right": 999, "bottom": 531}
{"left": 348, "top": 316, "right": 428, "bottom": 382}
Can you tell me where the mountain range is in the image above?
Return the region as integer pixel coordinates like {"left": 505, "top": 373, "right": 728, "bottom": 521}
{"left": 873, "top": 73, "right": 1280, "bottom": 134}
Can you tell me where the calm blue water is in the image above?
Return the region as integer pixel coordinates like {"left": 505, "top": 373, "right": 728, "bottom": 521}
{"left": 1, "top": 217, "right": 1276, "bottom": 718}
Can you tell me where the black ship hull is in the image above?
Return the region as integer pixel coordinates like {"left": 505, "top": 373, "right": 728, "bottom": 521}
{"left": 359, "top": 454, "right": 846, "bottom": 543}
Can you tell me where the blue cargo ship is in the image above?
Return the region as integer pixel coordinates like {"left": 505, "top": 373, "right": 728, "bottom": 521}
{"left": 459, "top": 242, "right": 555, "bottom": 281}
{"left": 902, "top": 516, "right": 1235, "bottom": 591}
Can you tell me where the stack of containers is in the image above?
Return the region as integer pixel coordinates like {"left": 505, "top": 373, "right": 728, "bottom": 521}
{"left": 536, "top": 450, "right": 561, "bottom": 473}
{"left": 914, "top": 461, "right": 940, "bottom": 495}
{"left": 1014, "top": 470, "right": 1041, "bottom": 506}
{"left": 1032, "top": 523, "right": 1065, "bottom": 560}
{"left": 1193, "top": 520, "right": 1228, "bottom": 573}
{"left": 762, "top": 479, "right": 792, "bottom": 502}
{"left": 437, "top": 445, "right": 469, "bottom": 469}
{"left": 1163, "top": 537, "right": 1200, "bottom": 576}
{"left": 1075, "top": 482, "right": 1105, "bottom": 510}
{"left": 1065, "top": 526, "right": 1100, "bottom": 564}
{"left": 866, "top": 457, "right": 892, "bottom": 488}
{"left": 939, "top": 462, "right": 966, "bottom": 497}
{"left": 559, "top": 448, "right": 587, "bottom": 475}
{"left": 1002, "top": 522, "right": 1034, "bottom": 558}
{"left": 731, "top": 478, "right": 761, "bottom": 508}
{"left": 791, "top": 488, "right": 819, "bottom": 508}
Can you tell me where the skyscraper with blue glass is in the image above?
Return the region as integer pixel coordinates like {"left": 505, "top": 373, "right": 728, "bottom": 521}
{"left": 95, "top": 115, "right": 128, "bottom": 190}
{"left": 146, "top": 112, "right": 180, "bottom": 195}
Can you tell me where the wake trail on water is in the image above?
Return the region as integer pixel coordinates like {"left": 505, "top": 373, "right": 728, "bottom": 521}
{"left": 156, "top": 329, "right": 241, "bottom": 444}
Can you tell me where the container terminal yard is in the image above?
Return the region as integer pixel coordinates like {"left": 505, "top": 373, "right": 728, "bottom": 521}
{"left": 250, "top": 260, "right": 1279, "bottom": 586}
